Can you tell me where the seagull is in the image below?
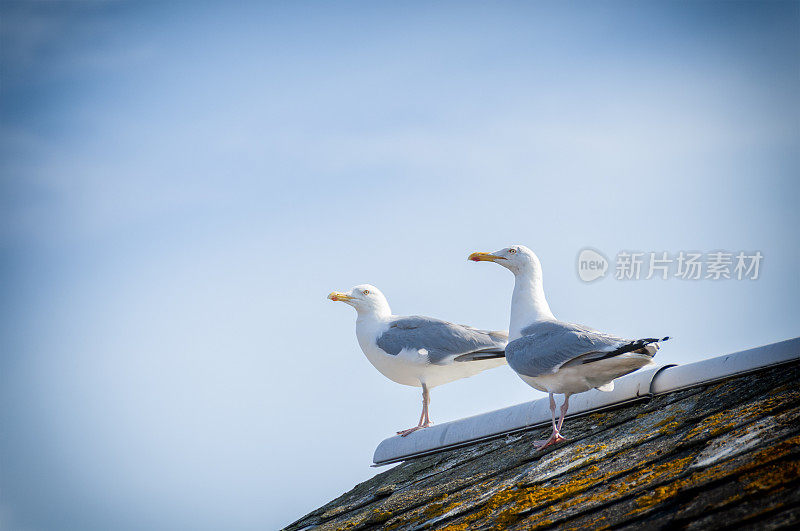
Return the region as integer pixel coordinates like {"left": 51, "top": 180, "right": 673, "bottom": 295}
{"left": 328, "top": 284, "right": 508, "bottom": 436}
{"left": 469, "top": 245, "right": 669, "bottom": 449}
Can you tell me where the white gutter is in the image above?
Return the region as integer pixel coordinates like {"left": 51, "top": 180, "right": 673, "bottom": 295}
{"left": 372, "top": 336, "right": 800, "bottom": 466}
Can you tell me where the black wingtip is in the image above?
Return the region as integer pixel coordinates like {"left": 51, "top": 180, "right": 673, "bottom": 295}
{"left": 453, "top": 350, "right": 506, "bottom": 362}
{"left": 662, "top": 336, "right": 671, "bottom": 342}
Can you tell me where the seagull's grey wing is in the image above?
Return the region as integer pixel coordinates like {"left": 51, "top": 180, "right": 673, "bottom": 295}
{"left": 376, "top": 316, "right": 508, "bottom": 365}
{"left": 507, "top": 320, "right": 631, "bottom": 378}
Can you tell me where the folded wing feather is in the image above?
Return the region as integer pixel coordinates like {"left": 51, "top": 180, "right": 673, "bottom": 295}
{"left": 506, "top": 320, "right": 633, "bottom": 378}
{"left": 376, "top": 316, "right": 508, "bottom": 365}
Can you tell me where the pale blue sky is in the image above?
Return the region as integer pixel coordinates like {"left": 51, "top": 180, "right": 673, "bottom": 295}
{"left": 1, "top": 1, "right": 799, "bottom": 529}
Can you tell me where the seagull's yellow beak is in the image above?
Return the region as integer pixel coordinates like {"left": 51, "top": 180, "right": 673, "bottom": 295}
{"left": 468, "top": 251, "right": 505, "bottom": 262}
{"left": 328, "top": 291, "right": 354, "bottom": 302}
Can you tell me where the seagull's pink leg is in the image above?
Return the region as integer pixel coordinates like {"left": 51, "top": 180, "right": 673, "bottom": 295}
{"left": 397, "top": 384, "right": 433, "bottom": 437}
{"left": 557, "top": 394, "right": 571, "bottom": 431}
{"left": 421, "top": 384, "right": 432, "bottom": 426}
{"left": 533, "top": 393, "right": 567, "bottom": 449}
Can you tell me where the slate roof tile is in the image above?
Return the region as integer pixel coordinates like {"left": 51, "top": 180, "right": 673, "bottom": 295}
{"left": 285, "top": 360, "right": 800, "bottom": 530}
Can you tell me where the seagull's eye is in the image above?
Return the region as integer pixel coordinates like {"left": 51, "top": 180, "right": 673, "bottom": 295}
{"left": 508, "top": 249, "right": 517, "bottom": 254}
{"left": 362, "top": 289, "right": 370, "bottom": 295}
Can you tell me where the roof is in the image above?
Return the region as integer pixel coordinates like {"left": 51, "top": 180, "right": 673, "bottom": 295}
{"left": 285, "top": 340, "right": 800, "bottom": 530}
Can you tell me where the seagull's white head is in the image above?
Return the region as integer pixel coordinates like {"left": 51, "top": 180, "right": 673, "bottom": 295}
{"left": 327, "top": 284, "right": 391, "bottom": 317}
{"left": 469, "top": 244, "right": 554, "bottom": 326}
{"left": 469, "top": 245, "right": 542, "bottom": 275}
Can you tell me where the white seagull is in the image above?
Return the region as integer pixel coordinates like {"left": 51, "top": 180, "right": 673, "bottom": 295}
{"left": 469, "top": 245, "right": 669, "bottom": 448}
{"left": 328, "top": 284, "right": 508, "bottom": 436}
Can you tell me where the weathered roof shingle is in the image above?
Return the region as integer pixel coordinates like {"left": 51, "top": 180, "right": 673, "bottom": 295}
{"left": 286, "top": 357, "right": 800, "bottom": 530}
